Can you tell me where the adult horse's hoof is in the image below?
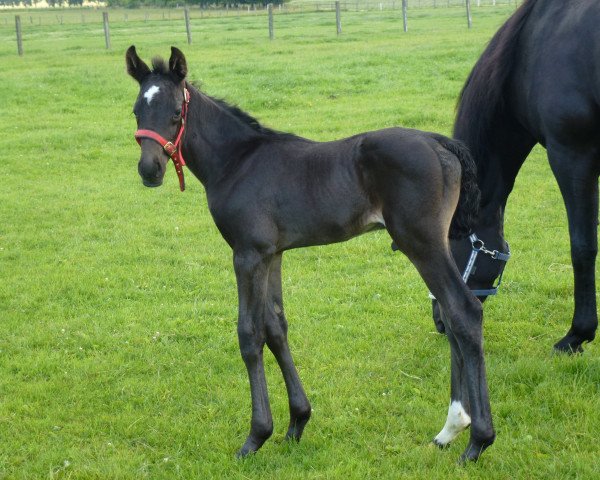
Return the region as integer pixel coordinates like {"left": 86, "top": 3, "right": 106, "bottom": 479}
{"left": 458, "top": 436, "right": 494, "bottom": 464}
{"left": 458, "top": 443, "right": 485, "bottom": 464}
{"left": 553, "top": 331, "right": 591, "bottom": 354}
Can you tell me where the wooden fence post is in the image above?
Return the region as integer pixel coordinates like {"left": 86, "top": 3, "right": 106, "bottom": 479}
{"left": 402, "top": 0, "right": 408, "bottom": 32}
{"left": 466, "top": 0, "right": 472, "bottom": 28}
{"left": 15, "top": 15, "right": 23, "bottom": 56}
{"left": 335, "top": 0, "right": 341, "bottom": 35}
{"left": 184, "top": 7, "right": 192, "bottom": 44}
{"left": 103, "top": 12, "right": 111, "bottom": 50}
{"left": 268, "top": 3, "right": 274, "bottom": 40}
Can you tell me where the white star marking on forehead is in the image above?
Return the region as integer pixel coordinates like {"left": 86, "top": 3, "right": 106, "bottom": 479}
{"left": 143, "top": 85, "right": 160, "bottom": 105}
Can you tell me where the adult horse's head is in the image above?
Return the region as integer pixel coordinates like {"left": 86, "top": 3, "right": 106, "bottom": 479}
{"left": 126, "top": 45, "right": 189, "bottom": 189}
{"left": 432, "top": 222, "right": 511, "bottom": 333}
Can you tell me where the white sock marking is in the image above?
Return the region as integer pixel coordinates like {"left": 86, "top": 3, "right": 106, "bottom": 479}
{"left": 143, "top": 85, "right": 160, "bottom": 105}
{"left": 434, "top": 400, "right": 471, "bottom": 446}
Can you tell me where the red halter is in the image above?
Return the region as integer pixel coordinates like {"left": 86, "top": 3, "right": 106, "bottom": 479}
{"left": 134, "top": 87, "right": 190, "bottom": 191}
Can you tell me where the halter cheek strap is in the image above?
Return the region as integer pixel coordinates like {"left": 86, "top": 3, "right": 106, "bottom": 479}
{"left": 429, "top": 233, "right": 511, "bottom": 300}
{"left": 134, "top": 87, "right": 190, "bottom": 191}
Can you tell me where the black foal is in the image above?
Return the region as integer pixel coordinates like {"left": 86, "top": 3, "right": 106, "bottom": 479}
{"left": 126, "top": 46, "right": 494, "bottom": 462}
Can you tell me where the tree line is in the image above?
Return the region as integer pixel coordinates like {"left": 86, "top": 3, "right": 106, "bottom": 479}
{"left": 0, "top": 0, "right": 284, "bottom": 6}
{"left": 105, "top": 0, "right": 285, "bottom": 6}
{"left": 0, "top": 0, "right": 83, "bottom": 5}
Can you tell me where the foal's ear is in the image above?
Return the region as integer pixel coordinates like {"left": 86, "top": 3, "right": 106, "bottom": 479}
{"left": 169, "top": 46, "right": 188, "bottom": 81}
{"left": 125, "top": 45, "right": 151, "bottom": 84}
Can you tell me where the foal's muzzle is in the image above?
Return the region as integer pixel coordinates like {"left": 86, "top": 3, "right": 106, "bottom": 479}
{"left": 138, "top": 152, "right": 165, "bottom": 188}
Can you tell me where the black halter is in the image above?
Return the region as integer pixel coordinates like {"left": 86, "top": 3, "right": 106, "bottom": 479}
{"left": 428, "top": 233, "right": 511, "bottom": 300}
{"left": 462, "top": 233, "right": 511, "bottom": 296}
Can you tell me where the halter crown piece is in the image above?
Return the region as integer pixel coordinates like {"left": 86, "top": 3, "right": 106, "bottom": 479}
{"left": 134, "top": 87, "right": 190, "bottom": 191}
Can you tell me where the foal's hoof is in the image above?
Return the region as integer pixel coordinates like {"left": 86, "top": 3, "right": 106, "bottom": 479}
{"left": 235, "top": 445, "right": 255, "bottom": 459}
{"left": 235, "top": 437, "right": 263, "bottom": 459}
{"left": 285, "top": 413, "right": 311, "bottom": 443}
{"left": 390, "top": 241, "right": 399, "bottom": 252}
{"left": 432, "top": 438, "right": 450, "bottom": 450}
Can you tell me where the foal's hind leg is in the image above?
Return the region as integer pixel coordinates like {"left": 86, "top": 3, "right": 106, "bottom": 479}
{"left": 386, "top": 217, "right": 494, "bottom": 461}
{"left": 433, "top": 326, "right": 471, "bottom": 448}
{"left": 265, "top": 253, "right": 312, "bottom": 442}
{"left": 413, "top": 249, "right": 493, "bottom": 461}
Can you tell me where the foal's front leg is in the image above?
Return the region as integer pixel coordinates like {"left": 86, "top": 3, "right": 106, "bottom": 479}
{"left": 265, "top": 253, "right": 312, "bottom": 442}
{"left": 234, "top": 249, "right": 275, "bottom": 457}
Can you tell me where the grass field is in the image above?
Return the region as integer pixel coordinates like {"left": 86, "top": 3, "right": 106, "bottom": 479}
{"left": 1, "top": 5, "right": 599, "bottom": 479}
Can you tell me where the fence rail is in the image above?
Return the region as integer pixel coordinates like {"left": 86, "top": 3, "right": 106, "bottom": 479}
{"left": 4, "top": 0, "right": 522, "bottom": 56}
{"left": 1, "top": 0, "right": 521, "bottom": 26}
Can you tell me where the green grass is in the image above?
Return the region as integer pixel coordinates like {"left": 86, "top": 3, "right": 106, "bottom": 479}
{"left": 1, "top": 5, "right": 599, "bottom": 479}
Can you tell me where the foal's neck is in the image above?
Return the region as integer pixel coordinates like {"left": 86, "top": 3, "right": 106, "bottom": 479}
{"left": 181, "top": 84, "right": 267, "bottom": 187}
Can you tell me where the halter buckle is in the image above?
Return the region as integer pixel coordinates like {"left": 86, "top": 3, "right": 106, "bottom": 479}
{"left": 163, "top": 141, "right": 177, "bottom": 157}
{"left": 428, "top": 233, "right": 511, "bottom": 300}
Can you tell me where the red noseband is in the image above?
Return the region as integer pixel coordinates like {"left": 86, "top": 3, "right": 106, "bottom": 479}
{"left": 135, "top": 87, "right": 190, "bottom": 191}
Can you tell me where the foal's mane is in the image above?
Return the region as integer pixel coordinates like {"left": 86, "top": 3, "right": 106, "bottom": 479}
{"left": 151, "top": 55, "right": 301, "bottom": 140}
{"left": 209, "top": 97, "right": 298, "bottom": 139}
{"left": 454, "top": 0, "right": 536, "bottom": 161}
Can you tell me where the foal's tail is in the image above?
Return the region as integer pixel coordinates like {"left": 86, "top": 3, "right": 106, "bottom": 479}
{"left": 437, "top": 137, "right": 480, "bottom": 239}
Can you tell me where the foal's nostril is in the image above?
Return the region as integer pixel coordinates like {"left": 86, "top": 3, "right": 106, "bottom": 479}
{"left": 138, "top": 158, "right": 158, "bottom": 175}
{"left": 138, "top": 157, "right": 163, "bottom": 186}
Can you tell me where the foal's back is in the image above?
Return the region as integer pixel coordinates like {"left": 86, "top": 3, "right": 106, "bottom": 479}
{"left": 208, "top": 127, "right": 460, "bottom": 252}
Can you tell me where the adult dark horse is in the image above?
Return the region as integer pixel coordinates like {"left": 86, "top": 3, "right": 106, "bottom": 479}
{"left": 433, "top": 0, "right": 600, "bottom": 353}
{"left": 126, "top": 46, "right": 494, "bottom": 461}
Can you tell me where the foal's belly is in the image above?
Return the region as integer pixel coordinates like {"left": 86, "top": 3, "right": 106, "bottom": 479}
{"left": 276, "top": 204, "right": 386, "bottom": 250}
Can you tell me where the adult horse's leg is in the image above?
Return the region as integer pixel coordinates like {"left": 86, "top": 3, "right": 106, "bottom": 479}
{"left": 234, "top": 248, "right": 275, "bottom": 457}
{"left": 264, "top": 253, "right": 312, "bottom": 442}
{"left": 548, "top": 145, "right": 599, "bottom": 352}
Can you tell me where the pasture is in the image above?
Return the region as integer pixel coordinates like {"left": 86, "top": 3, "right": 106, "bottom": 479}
{"left": 1, "top": 4, "right": 599, "bottom": 479}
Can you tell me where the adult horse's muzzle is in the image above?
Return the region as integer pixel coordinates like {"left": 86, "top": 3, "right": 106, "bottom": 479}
{"left": 432, "top": 233, "right": 511, "bottom": 333}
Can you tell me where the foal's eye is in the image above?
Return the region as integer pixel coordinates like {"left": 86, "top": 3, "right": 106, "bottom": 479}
{"left": 173, "top": 109, "right": 182, "bottom": 120}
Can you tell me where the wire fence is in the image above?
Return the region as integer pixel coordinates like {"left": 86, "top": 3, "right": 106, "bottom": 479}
{"left": 1, "top": 0, "right": 521, "bottom": 26}
{"left": 4, "top": 0, "right": 521, "bottom": 56}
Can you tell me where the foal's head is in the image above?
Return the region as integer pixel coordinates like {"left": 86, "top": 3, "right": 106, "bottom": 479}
{"left": 126, "top": 46, "right": 188, "bottom": 187}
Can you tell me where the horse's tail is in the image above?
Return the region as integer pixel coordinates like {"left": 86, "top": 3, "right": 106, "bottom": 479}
{"left": 438, "top": 137, "right": 480, "bottom": 239}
